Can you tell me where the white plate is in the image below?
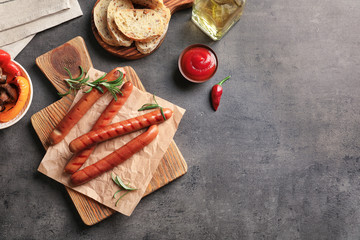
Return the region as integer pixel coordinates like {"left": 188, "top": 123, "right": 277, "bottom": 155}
{"left": 0, "top": 60, "right": 33, "bottom": 129}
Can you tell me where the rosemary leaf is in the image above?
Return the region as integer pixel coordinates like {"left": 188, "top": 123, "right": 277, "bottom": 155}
{"left": 160, "top": 107, "right": 166, "bottom": 120}
{"left": 112, "top": 173, "right": 137, "bottom": 190}
{"left": 58, "top": 89, "right": 71, "bottom": 97}
{"left": 113, "top": 189, "right": 123, "bottom": 199}
{"left": 153, "top": 94, "right": 159, "bottom": 105}
{"left": 115, "top": 192, "right": 129, "bottom": 206}
{"left": 64, "top": 67, "right": 73, "bottom": 79}
{"left": 138, "top": 104, "right": 160, "bottom": 111}
{"left": 116, "top": 176, "right": 137, "bottom": 191}
{"left": 72, "top": 66, "right": 84, "bottom": 81}
{"left": 110, "top": 91, "right": 118, "bottom": 101}
{"left": 111, "top": 172, "right": 122, "bottom": 187}
{"left": 138, "top": 95, "right": 167, "bottom": 120}
{"left": 79, "top": 76, "right": 89, "bottom": 84}
{"left": 84, "top": 87, "right": 92, "bottom": 93}
{"left": 94, "top": 85, "right": 104, "bottom": 93}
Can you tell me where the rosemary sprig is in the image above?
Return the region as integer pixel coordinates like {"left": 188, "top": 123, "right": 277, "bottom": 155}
{"left": 138, "top": 95, "right": 166, "bottom": 120}
{"left": 58, "top": 66, "right": 124, "bottom": 101}
{"left": 58, "top": 66, "right": 88, "bottom": 97}
{"left": 111, "top": 173, "right": 137, "bottom": 206}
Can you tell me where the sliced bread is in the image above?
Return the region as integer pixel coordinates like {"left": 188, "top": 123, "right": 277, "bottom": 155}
{"left": 135, "top": 23, "right": 168, "bottom": 54}
{"left": 154, "top": 3, "right": 171, "bottom": 24}
{"left": 114, "top": 9, "right": 165, "bottom": 42}
{"left": 94, "top": 0, "right": 119, "bottom": 46}
{"left": 107, "top": 0, "right": 134, "bottom": 47}
{"left": 135, "top": 4, "right": 171, "bottom": 54}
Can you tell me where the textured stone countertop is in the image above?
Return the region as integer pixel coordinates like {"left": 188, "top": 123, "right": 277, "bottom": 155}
{"left": 2, "top": 0, "right": 360, "bottom": 239}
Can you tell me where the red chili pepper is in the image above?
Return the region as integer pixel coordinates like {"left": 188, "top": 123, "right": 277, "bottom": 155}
{"left": 211, "top": 76, "right": 231, "bottom": 111}
{"left": 0, "top": 49, "right": 11, "bottom": 68}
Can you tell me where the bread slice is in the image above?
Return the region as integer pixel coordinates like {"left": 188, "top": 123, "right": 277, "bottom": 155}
{"left": 136, "top": 23, "right": 168, "bottom": 54}
{"left": 107, "top": 0, "right": 134, "bottom": 47}
{"left": 154, "top": 3, "right": 171, "bottom": 25}
{"left": 135, "top": 4, "right": 170, "bottom": 54}
{"left": 94, "top": 0, "right": 120, "bottom": 46}
{"left": 114, "top": 9, "right": 165, "bottom": 42}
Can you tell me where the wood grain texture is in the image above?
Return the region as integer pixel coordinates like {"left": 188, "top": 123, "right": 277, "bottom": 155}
{"left": 35, "top": 37, "right": 93, "bottom": 96}
{"left": 91, "top": 0, "right": 193, "bottom": 59}
{"left": 32, "top": 37, "right": 187, "bottom": 225}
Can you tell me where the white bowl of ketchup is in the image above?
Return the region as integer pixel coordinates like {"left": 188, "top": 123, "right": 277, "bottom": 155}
{"left": 178, "top": 44, "right": 218, "bottom": 83}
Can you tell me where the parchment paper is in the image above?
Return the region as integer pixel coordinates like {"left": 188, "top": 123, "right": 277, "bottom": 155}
{"left": 38, "top": 68, "right": 185, "bottom": 216}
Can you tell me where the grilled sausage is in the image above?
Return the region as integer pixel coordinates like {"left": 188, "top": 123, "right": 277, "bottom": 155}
{"left": 70, "top": 124, "right": 159, "bottom": 185}
{"left": 49, "top": 67, "right": 125, "bottom": 145}
{"left": 69, "top": 108, "right": 172, "bottom": 153}
{"left": 64, "top": 81, "right": 133, "bottom": 174}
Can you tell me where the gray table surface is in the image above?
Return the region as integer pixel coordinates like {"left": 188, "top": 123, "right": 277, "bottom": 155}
{"left": 2, "top": 0, "right": 360, "bottom": 239}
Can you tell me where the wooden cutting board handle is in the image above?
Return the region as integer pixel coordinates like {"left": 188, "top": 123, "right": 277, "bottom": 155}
{"left": 35, "top": 37, "right": 93, "bottom": 98}
{"left": 167, "top": 0, "right": 194, "bottom": 14}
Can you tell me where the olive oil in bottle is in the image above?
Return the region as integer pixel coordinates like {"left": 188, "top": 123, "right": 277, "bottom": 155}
{"left": 192, "top": 0, "right": 245, "bottom": 40}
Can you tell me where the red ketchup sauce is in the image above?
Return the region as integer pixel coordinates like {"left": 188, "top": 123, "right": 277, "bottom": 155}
{"left": 179, "top": 45, "right": 217, "bottom": 82}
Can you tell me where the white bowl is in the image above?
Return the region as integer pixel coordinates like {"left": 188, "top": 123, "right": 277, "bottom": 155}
{"left": 0, "top": 60, "right": 33, "bottom": 129}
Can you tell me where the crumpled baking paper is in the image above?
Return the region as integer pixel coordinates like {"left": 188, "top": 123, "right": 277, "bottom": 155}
{"left": 38, "top": 68, "right": 185, "bottom": 216}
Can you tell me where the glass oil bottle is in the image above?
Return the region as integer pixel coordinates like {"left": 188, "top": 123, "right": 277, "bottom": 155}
{"left": 192, "top": 0, "right": 246, "bottom": 40}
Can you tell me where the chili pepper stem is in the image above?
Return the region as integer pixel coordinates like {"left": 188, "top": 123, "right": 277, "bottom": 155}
{"left": 217, "top": 75, "right": 231, "bottom": 86}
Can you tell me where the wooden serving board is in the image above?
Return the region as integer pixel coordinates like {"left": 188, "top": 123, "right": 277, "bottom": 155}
{"left": 32, "top": 36, "right": 187, "bottom": 225}
{"left": 92, "top": 0, "right": 193, "bottom": 59}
